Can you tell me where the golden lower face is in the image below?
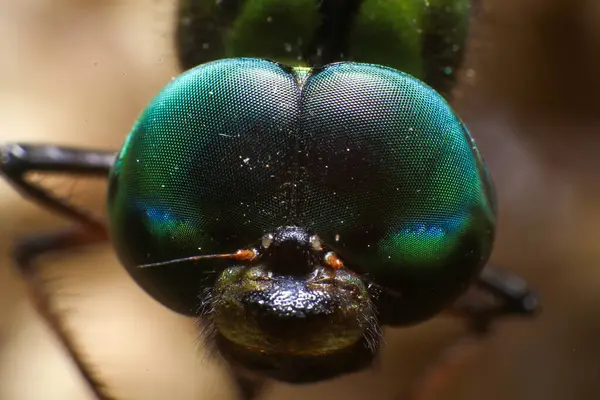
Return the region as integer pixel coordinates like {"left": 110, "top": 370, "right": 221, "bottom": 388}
{"left": 212, "top": 264, "right": 371, "bottom": 357}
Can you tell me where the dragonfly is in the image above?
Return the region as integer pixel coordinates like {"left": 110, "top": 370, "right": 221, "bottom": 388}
{"left": 0, "top": 1, "right": 538, "bottom": 399}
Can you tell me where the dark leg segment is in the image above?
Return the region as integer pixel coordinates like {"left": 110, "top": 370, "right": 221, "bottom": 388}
{"left": 2, "top": 144, "right": 115, "bottom": 400}
{"left": 1, "top": 143, "right": 115, "bottom": 175}
{"left": 1, "top": 143, "right": 115, "bottom": 227}
{"left": 452, "top": 265, "right": 539, "bottom": 332}
{"left": 14, "top": 227, "right": 113, "bottom": 400}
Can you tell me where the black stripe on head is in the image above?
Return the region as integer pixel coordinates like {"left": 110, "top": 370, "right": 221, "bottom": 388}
{"left": 304, "top": 0, "right": 365, "bottom": 66}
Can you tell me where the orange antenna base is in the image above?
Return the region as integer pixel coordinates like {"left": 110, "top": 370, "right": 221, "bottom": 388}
{"left": 325, "top": 252, "right": 344, "bottom": 269}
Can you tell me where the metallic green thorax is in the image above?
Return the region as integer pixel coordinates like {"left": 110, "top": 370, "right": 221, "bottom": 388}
{"left": 108, "top": 58, "right": 495, "bottom": 320}
{"left": 176, "top": 0, "right": 472, "bottom": 98}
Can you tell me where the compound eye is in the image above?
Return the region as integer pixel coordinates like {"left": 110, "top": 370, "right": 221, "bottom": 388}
{"left": 262, "top": 233, "right": 274, "bottom": 249}
{"left": 309, "top": 235, "right": 322, "bottom": 251}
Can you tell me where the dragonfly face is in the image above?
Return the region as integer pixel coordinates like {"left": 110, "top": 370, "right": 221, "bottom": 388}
{"left": 0, "top": 1, "right": 537, "bottom": 399}
{"left": 107, "top": 57, "right": 495, "bottom": 381}
{"left": 212, "top": 226, "right": 375, "bottom": 382}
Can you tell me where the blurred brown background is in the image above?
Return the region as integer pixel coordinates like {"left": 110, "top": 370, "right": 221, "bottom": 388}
{"left": 0, "top": 0, "right": 599, "bottom": 399}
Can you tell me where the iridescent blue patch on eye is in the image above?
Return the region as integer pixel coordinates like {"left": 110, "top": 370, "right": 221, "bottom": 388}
{"left": 379, "top": 215, "right": 467, "bottom": 265}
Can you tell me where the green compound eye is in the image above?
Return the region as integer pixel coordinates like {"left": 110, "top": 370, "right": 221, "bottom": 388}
{"left": 107, "top": 58, "right": 495, "bottom": 324}
{"left": 176, "top": 0, "right": 472, "bottom": 98}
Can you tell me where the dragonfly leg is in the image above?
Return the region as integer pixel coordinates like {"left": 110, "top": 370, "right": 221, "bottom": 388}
{"left": 13, "top": 227, "right": 114, "bottom": 400}
{"left": 452, "top": 265, "right": 540, "bottom": 331}
{"left": 406, "top": 266, "right": 539, "bottom": 400}
{"left": 2, "top": 143, "right": 116, "bottom": 399}
{"left": 0, "top": 143, "right": 115, "bottom": 228}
